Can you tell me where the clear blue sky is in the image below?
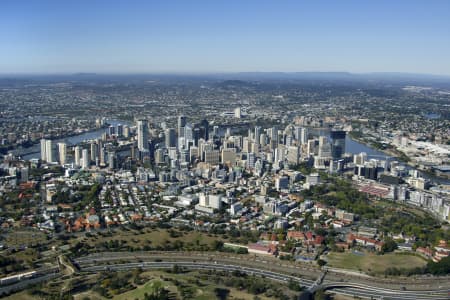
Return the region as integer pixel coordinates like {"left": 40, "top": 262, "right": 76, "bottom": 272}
{"left": 1, "top": 0, "right": 450, "bottom": 75}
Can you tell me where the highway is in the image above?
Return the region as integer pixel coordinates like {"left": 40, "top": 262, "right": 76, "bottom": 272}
{"left": 0, "top": 273, "right": 59, "bottom": 296}
{"left": 74, "top": 254, "right": 450, "bottom": 300}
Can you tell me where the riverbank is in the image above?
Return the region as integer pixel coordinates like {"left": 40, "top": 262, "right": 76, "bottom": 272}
{"left": 348, "top": 133, "right": 450, "bottom": 185}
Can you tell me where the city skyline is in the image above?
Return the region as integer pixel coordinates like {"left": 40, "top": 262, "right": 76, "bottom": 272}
{"left": 1, "top": 0, "right": 450, "bottom": 75}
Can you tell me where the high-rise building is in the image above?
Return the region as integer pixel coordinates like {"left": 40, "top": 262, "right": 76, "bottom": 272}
{"left": 287, "top": 146, "right": 300, "bottom": 165}
{"left": 165, "top": 128, "right": 177, "bottom": 148}
{"left": 213, "top": 125, "right": 219, "bottom": 137}
{"left": 58, "top": 142, "right": 67, "bottom": 165}
{"left": 330, "top": 130, "right": 346, "bottom": 159}
{"left": 45, "top": 139, "right": 53, "bottom": 162}
{"left": 300, "top": 127, "right": 308, "bottom": 145}
{"left": 318, "top": 136, "right": 332, "bottom": 158}
{"left": 247, "top": 152, "right": 256, "bottom": 169}
{"left": 137, "top": 119, "right": 149, "bottom": 151}
{"left": 116, "top": 124, "right": 123, "bottom": 137}
{"left": 40, "top": 139, "right": 54, "bottom": 162}
{"left": 90, "top": 142, "right": 98, "bottom": 161}
{"left": 40, "top": 139, "right": 46, "bottom": 161}
{"left": 204, "top": 149, "right": 220, "bottom": 165}
{"left": 74, "top": 146, "right": 81, "bottom": 167}
{"left": 178, "top": 115, "right": 187, "bottom": 137}
{"left": 81, "top": 148, "right": 90, "bottom": 169}
{"left": 234, "top": 107, "right": 241, "bottom": 118}
{"left": 183, "top": 124, "right": 193, "bottom": 148}
{"left": 108, "top": 151, "right": 116, "bottom": 170}
{"left": 254, "top": 126, "right": 261, "bottom": 145}
{"left": 199, "top": 119, "right": 209, "bottom": 140}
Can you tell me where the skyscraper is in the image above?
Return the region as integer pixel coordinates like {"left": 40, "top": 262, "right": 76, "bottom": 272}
{"left": 74, "top": 146, "right": 81, "bottom": 167}
{"left": 178, "top": 115, "right": 187, "bottom": 138}
{"left": 81, "top": 148, "right": 90, "bottom": 169}
{"left": 40, "top": 139, "right": 54, "bottom": 162}
{"left": 199, "top": 119, "right": 209, "bottom": 141}
{"left": 90, "top": 142, "right": 98, "bottom": 161}
{"left": 40, "top": 139, "right": 47, "bottom": 161}
{"left": 58, "top": 142, "right": 67, "bottom": 165}
{"left": 330, "top": 130, "right": 346, "bottom": 159}
{"left": 165, "top": 128, "right": 177, "bottom": 148}
{"left": 137, "top": 119, "right": 149, "bottom": 151}
{"left": 254, "top": 126, "right": 261, "bottom": 145}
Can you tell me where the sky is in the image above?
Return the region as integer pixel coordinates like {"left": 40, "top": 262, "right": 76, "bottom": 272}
{"left": 1, "top": 0, "right": 450, "bottom": 75}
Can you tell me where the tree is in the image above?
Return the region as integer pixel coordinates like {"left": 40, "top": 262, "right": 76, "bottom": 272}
{"left": 381, "top": 238, "right": 398, "bottom": 253}
{"left": 317, "top": 259, "right": 327, "bottom": 267}
{"left": 214, "top": 287, "right": 230, "bottom": 300}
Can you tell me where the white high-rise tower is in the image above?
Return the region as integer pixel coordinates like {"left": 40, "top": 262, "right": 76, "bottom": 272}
{"left": 137, "top": 119, "right": 149, "bottom": 151}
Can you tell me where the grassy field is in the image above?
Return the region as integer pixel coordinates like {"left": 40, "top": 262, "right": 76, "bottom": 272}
{"left": 114, "top": 279, "right": 178, "bottom": 300}
{"left": 73, "top": 227, "right": 224, "bottom": 251}
{"left": 3, "top": 228, "right": 48, "bottom": 248}
{"left": 326, "top": 251, "right": 427, "bottom": 275}
{"left": 73, "top": 270, "right": 278, "bottom": 300}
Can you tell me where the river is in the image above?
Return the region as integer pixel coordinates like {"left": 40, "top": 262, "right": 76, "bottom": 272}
{"left": 16, "top": 120, "right": 130, "bottom": 161}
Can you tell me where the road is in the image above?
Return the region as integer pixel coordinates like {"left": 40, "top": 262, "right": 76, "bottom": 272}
{"left": 0, "top": 273, "right": 59, "bottom": 296}
{"left": 74, "top": 252, "right": 450, "bottom": 299}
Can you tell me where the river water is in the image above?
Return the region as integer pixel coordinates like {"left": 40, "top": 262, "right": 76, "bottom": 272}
{"left": 17, "top": 120, "right": 129, "bottom": 160}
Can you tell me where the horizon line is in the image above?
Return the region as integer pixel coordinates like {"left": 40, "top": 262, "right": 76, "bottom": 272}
{"left": 0, "top": 70, "right": 450, "bottom": 78}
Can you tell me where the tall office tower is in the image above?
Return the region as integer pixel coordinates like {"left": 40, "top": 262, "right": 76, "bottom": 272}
{"left": 318, "top": 136, "right": 332, "bottom": 158}
{"left": 99, "top": 148, "right": 106, "bottom": 166}
{"left": 242, "top": 137, "right": 250, "bottom": 153}
{"left": 259, "top": 133, "right": 267, "bottom": 147}
{"left": 123, "top": 125, "right": 130, "bottom": 138}
{"left": 199, "top": 119, "right": 209, "bottom": 140}
{"left": 74, "top": 146, "right": 81, "bottom": 167}
{"left": 58, "top": 142, "right": 67, "bottom": 165}
{"left": 184, "top": 124, "right": 193, "bottom": 147}
{"left": 81, "top": 148, "right": 90, "bottom": 169}
{"left": 254, "top": 126, "right": 261, "bottom": 145}
{"left": 269, "top": 126, "right": 278, "bottom": 142}
{"left": 212, "top": 125, "right": 219, "bottom": 137}
{"left": 285, "top": 135, "right": 293, "bottom": 147}
{"left": 107, "top": 125, "right": 116, "bottom": 136}
{"left": 287, "top": 146, "right": 300, "bottom": 165}
{"left": 90, "top": 142, "right": 98, "bottom": 161}
{"left": 247, "top": 152, "right": 256, "bottom": 169}
{"left": 307, "top": 139, "right": 317, "bottom": 157}
{"left": 40, "top": 139, "right": 47, "bottom": 161}
{"left": 330, "top": 130, "right": 346, "bottom": 159}
{"left": 300, "top": 127, "right": 308, "bottom": 145}
{"left": 193, "top": 127, "right": 200, "bottom": 146}
{"left": 108, "top": 151, "right": 116, "bottom": 170}
{"left": 137, "top": 119, "right": 149, "bottom": 151}
{"left": 294, "top": 126, "right": 302, "bottom": 142}
{"left": 275, "top": 145, "right": 286, "bottom": 163}
{"left": 177, "top": 115, "right": 187, "bottom": 137}
{"left": 165, "top": 128, "right": 177, "bottom": 148}
{"left": 234, "top": 107, "right": 241, "bottom": 118}
{"left": 189, "top": 146, "right": 198, "bottom": 162}
{"left": 45, "top": 139, "right": 53, "bottom": 162}
{"left": 116, "top": 124, "right": 123, "bottom": 137}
